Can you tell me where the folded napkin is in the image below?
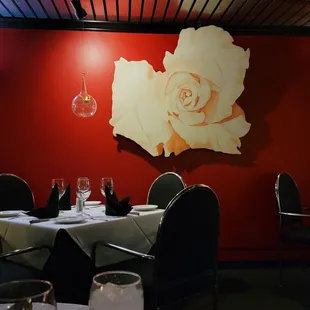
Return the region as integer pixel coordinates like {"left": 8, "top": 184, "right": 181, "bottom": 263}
{"left": 105, "top": 186, "right": 132, "bottom": 216}
{"left": 59, "top": 184, "right": 71, "bottom": 210}
{"left": 26, "top": 184, "right": 59, "bottom": 219}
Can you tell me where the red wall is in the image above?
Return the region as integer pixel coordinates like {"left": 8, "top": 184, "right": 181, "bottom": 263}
{"left": 1, "top": 28, "right": 310, "bottom": 260}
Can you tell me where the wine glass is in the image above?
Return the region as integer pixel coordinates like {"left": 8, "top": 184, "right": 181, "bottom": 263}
{"left": 77, "top": 177, "right": 91, "bottom": 209}
{"left": 100, "top": 177, "right": 113, "bottom": 197}
{"left": 0, "top": 280, "right": 57, "bottom": 309}
{"left": 89, "top": 271, "right": 143, "bottom": 310}
{"left": 52, "top": 178, "right": 65, "bottom": 199}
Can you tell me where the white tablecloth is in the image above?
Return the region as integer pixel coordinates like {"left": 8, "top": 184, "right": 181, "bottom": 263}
{"left": 0, "top": 206, "right": 163, "bottom": 269}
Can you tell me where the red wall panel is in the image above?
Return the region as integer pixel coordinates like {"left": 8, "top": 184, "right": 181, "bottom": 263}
{"left": 1, "top": 28, "right": 310, "bottom": 260}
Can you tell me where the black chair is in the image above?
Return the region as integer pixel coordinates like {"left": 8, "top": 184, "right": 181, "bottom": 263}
{"left": 0, "top": 246, "right": 51, "bottom": 283}
{"left": 0, "top": 174, "right": 35, "bottom": 211}
{"left": 147, "top": 172, "right": 186, "bottom": 209}
{"left": 275, "top": 172, "right": 310, "bottom": 286}
{"left": 0, "top": 174, "right": 48, "bottom": 283}
{"left": 92, "top": 184, "right": 220, "bottom": 310}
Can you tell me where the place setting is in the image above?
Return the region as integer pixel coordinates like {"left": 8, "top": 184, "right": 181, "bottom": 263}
{"left": 0, "top": 176, "right": 160, "bottom": 228}
{"left": 56, "top": 177, "right": 91, "bottom": 225}
{"left": 132, "top": 204, "right": 158, "bottom": 212}
{"left": 0, "top": 181, "right": 62, "bottom": 222}
{"left": 33, "top": 177, "right": 101, "bottom": 225}
{"left": 0, "top": 210, "right": 25, "bottom": 218}
{"left": 26, "top": 176, "right": 158, "bottom": 225}
{"left": 100, "top": 177, "right": 159, "bottom": 217}
{"left": 0, "top": 178, "right": 84, "bottom": 225}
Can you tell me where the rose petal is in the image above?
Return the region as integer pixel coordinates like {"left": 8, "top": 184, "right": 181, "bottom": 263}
{"left": 178, "top": 111, "right": 205, "bottom": 126}
{"left": 169, "top": 111, "right": 251, "bottom": 155}
{"left": 111, "top": 111, "right": 160, "bottom": 156}
{"left": 221, "top": 115, "right": 251, "bottom": 138}
{"left": 137, "top": 104, "right": 173, "bottom": 147}
{"left": 111, "top": 58, "right": 152, "bottom": 121}
{"left": 165, "top": 71, "right": 199, "bottom": 95}
{"left": 196, "top": 77, "right": 211, "bottom": 110}
{"left": 163, "top": 126, "right": 191, "bottom": 157}
{"left": 110, "top": 58, "right": 172, "bottom": 156}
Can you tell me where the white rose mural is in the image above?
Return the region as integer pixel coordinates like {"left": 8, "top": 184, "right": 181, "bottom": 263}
{"left": 110, "top": 26, "right": 251, "bottom": 157}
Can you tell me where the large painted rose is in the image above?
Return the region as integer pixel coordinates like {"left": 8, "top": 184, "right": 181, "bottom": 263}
{"left": 110, "top": 26, "right": 251, "bottom": 157}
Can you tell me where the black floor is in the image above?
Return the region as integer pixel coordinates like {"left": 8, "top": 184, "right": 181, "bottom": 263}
{"left": 165, "top": 265, "right": 310, "bottom": 310}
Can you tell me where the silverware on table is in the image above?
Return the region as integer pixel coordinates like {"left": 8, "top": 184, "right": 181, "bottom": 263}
{"left": 130, "top": 211, "right": 140, "bottom": 216}
{"left": 84, "top": 213, "right": 108, "bottom": 221}
{"left": 29, "top": 219, "right": 50, "bottom": 224}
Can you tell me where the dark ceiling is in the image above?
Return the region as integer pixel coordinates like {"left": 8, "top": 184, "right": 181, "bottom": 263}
{"left": 0, "top": 0, "right": 310, "bottom": 34}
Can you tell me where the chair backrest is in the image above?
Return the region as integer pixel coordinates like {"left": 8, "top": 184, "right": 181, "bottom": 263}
{"left": 147, "top": 172, "right": 186, "bottom": 209}
{"left": 153, "top": 184, "right": 220, "bottom": 305}
{"left": 275, "top": 172, "right": 302, "bottom": 227}
{"left": 0, "top": 174, "right": 35, "bottom": 211}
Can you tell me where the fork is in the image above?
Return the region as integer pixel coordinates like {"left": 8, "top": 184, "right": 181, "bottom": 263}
{"left": 84, "top": 213, "right": 107, "bottom": 221}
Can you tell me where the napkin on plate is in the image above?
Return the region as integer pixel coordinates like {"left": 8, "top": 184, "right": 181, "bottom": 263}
{"left": 59, "top": 184, "right": 71, "bottom": 210}
{"left": 26, "top": 184, "right": 59, "bottom": 219}
{"left": 105, "top": 186, "right": 132, "bottom": 216}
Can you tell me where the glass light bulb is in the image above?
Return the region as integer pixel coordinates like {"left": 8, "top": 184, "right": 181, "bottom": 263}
{"left": 72, "top": 73, "right": 97, "bottom": 117}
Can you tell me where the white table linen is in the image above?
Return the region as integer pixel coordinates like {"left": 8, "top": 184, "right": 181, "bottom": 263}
{"left": 0, "top": 206, "right": 163, "bottom": 269}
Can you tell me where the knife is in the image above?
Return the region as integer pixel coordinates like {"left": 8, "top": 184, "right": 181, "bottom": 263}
{"left": 30, "top": 219, "right": 50, "bottom": 224}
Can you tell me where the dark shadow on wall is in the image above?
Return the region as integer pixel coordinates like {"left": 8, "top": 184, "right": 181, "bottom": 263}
{"left": 115, "top": 37, "right": 298, "bottom": 174}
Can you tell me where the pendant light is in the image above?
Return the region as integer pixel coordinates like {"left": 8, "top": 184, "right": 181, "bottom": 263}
{"left": 72, "top": 73, "right": 97, "bottom": 117}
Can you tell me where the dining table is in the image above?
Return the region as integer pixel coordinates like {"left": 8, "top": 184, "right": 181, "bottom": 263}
{"left": 0, "top": 204, "right": 164, "bottom": 304}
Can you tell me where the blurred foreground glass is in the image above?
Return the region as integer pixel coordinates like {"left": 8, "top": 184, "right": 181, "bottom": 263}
{"left": 52, "top": 178, "right": 65, "bottom": 199}
{"left": 100, "top": 177, "right": 113, "bottom": 197}
{"left": 72, "top": 73, "right": 97, "bottom": 118}
{"left": 0, "top": 280, "right": 56, "bottom": 309}
{"left": 89, "top": 271, "right": 143, "bottom": 310}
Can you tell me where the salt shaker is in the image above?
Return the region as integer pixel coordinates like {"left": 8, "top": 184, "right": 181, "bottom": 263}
{"left": 76, "top": 197, "right": 84, "bottom": 214}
